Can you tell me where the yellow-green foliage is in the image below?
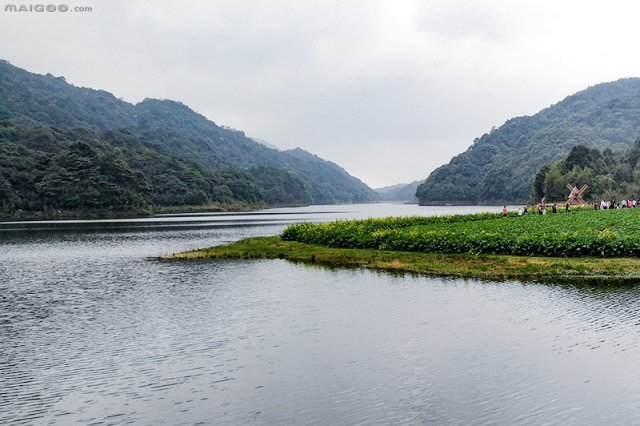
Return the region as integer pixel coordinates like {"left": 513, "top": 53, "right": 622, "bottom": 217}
{"left": 282, "top": 208, "right": 640, "bottom": 257}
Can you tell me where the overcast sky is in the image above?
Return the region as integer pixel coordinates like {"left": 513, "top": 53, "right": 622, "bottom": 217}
{"left": 2, "top": 0, "right": 640, "bottom": 187}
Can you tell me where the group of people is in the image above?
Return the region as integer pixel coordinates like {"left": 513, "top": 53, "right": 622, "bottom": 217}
{"left": 596, "top": 199, "right": 638, "bottom": 209}
{"left": 531, "top": 203, "right": 570, "bottom": 215}
{"left": 501, "top": 198, "right": 640, "bottom": 217}
{"left": 502, "top": 203, "right": 570, "bottom": 217}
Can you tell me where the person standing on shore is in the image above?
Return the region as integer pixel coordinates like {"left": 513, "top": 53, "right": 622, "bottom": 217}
{"left": 503, "top": 206, "right": 508, "bottom": 217}
{"left": 552, "top": 203, "right": 557, "bottom": 213}
{"left": 565, "top": 203, "right": 570, "bottom": 213}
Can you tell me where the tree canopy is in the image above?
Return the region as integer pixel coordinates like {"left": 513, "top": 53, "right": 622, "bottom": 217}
{"left": 532, "top": 142, "right": 640, "bottom": 202}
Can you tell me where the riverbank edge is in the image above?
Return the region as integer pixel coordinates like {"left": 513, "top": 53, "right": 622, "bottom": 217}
{"left": 0, "top": 202, "right": 269, "bottom": 222}
{"left": 160, "top": 236, "right": 640, "bottom": 284}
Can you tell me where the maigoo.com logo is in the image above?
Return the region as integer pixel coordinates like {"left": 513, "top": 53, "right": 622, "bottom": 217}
{"left": 3, "top": 4, "right": 92, "bottom": 12}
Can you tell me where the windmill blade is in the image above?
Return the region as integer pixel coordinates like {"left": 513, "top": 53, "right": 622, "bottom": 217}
{"left": 577, "top": 184, "right": 589, "bottom": 195}
{"left": 565, "top": 182, "right": 589, "bottom": 206}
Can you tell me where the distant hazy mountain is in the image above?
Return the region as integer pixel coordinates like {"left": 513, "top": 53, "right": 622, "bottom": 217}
{"left": 416, "top": 78, "right": 640, "bottom": 205}
{"left": 250, "top": 137, "right": 281, "bottom": 151}
{"left": 131, "top": 98, "right": 377, "bottom": 204}
{"left": 375, "top": 180, "right": 421, "bottom": 202}
{"left": 0, "top": 60, "right": 377, "bottom": 217}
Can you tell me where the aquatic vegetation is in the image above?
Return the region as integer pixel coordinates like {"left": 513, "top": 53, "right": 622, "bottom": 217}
{"left": 281, "top": 208, "right": 640, "bottom": 257}
{"left": 167, "top": 236, "right": 640, "bottom": 283}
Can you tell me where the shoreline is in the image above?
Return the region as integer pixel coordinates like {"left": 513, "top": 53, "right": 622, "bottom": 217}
{"left": 0, "top": 202, "right": 269, "bottom": 223}
{"left": 0, "top": 202, "right": 498, "bottom": 223}
{"left": 160, "top": 236, "right": 640, "bottom": 284}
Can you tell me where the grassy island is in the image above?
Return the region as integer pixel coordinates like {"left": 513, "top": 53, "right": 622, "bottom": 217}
{"left": 165, "top": 208, "right": 640, "bottom": 283}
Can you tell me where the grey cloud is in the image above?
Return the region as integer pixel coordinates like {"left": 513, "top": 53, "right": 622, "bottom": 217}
{"left": 417, "top": 1, "right": 516, "bottom": 41}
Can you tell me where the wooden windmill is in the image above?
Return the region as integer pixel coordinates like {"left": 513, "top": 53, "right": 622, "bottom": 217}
{"left": 566, "top": 183, "right": 588, "bottom": 206}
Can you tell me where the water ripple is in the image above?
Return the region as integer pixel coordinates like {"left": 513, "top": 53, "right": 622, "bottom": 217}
{"left": 1, "top": 207, "right": 640, "bottom": 424}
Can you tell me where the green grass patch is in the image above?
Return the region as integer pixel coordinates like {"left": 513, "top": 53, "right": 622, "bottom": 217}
{"left": 282, "top": 208, "right": 640, "bottom": 257}
{"left": 163, "top": 208, "right": 640, "bottom": 283}
{"left": 162, "top": 236, "right": 640, "bottom": 283}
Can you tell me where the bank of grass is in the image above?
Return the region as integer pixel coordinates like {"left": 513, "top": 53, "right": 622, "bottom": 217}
{"left": 282, "top": 207, "right": 640, "bottom": 257}
{"left": 163, "top": 236, "right": 640, "bottom": 283}
{"left": 162, "top": 207, "right": 640, "bottom": 282}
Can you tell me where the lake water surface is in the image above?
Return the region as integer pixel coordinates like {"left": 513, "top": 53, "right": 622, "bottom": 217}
{"left": 2, "top": 204, "right": 640, "bottom": 425}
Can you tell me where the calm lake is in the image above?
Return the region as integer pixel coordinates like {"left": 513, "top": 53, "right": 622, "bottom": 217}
{"left": 2, "top": 203, "right": 640, "bottom": 425}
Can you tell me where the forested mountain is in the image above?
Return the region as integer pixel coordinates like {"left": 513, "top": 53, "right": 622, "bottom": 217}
{"left": 374, "top": 181, "right": 421, "bottom": 202}
{"left": 131, "top": 99, "right": 375, "bottom": 203}
{"left": 0, "top": 60, "right": 376, "bottom": 217}
{"left": 416, "top": 78, "right": 640, "bottom": 205}
{"left": 0, "top": 123, "right": 275, "bottom": 215}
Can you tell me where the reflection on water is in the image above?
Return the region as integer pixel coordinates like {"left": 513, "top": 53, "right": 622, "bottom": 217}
{"left": 1, "top": 204, "right": 639, "bottom": 425}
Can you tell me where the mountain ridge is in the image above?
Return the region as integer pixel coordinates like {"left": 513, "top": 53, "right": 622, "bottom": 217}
{"left": 416, "top": 78, "right": 640, "bottom": 205}
{"left": 375, "top": 180, "right": 421, "bottom": 202}
{"left": 0, "top": 60, "right": 377, "bottom": 218}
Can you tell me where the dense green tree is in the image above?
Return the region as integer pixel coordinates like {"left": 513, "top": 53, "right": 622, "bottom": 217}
{"left": 533, "top": 163, "right": 550, "bottom": 200}
{"left": 249, "top": 167, "right": 309, "bottom": 206}
{"left": 591, "top": 175, "right": 616, "bottom": 199}
{"left": 533, "top": 142, "right": 640, "bottom": 202}
{"left": 0, "top": 124, "right": 269, "bottom": 216}
{"left": 560, "top": 146, "right": 605, "bottom": 174}
{"left": 542, "top": 164, "right": 567, "bottom": 201}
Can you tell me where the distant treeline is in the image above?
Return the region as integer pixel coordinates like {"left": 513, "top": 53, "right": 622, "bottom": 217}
{"left": 532, "top": 141, "right": 640, "bottom": 203}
